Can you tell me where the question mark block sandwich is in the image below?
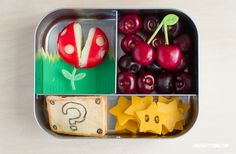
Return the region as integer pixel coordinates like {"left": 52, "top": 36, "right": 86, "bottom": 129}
{"left": 46, "top": 96, "right": 107, "bottom": 137}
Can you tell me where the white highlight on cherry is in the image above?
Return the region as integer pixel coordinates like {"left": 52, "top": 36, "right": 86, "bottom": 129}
{"left": 64, "top": 44, "right": 74, "bottom": 54}
{"left": 96, "top": 36, "right": 105, "bottom": 46}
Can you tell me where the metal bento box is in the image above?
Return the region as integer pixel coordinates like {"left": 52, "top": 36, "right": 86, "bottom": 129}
{"left": 34, "top": 9, "right": 198, "bottom": 138}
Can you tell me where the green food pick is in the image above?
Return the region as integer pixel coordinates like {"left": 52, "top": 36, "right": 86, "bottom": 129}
{"left": 147, "top": 14, "right": 179, "bottom": 45}
{"left": 61, "top": 68, "right": 86, "bottom": 91}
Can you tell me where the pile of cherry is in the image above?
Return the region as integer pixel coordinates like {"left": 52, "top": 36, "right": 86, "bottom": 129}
{"left": 117, "top": 14, "right": 195, "bottom": 94}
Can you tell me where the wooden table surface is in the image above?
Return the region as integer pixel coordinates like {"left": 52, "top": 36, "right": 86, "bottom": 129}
{"left": 0, "top": 0, "right": 236, "bottom": 153}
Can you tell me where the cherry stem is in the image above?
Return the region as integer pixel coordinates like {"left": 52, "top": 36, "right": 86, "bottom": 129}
{"left": 71, "top": 67, "right": 77, "bottom": 90}
{"left": 147, "top": 14, "right": 179, "bottom": 45}
{"left": 163, "top": 24, "right": 169, "bottom": 45}
{"left": 147, "top": 21, "right": 164, "bottom": 45}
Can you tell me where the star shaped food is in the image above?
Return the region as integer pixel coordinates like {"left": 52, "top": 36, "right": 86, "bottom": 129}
{"left": 115, "top": 120, "right": 139, "bottom": 134}
{"left": 158, "top": 96, "right": 190, "bottom": 131}
{"left": 176, "top": 103, "right": 190, "bottom": 129}
{"left": 158, "top": 96, "right": 190, "bottom": 113}
{"left": 125, "top": 96, "right": 153, "bottom": 116}
{"left": 157, "top": 99, "right": 184, "bottom": 132}
{"left": 174, "top": 121, "right": 184, "bottom": 130}
{"left": 136, "top": 102, "right": 167, "bottom": 134}
{"left": 179, "top": 103, "right": 190, "bottom": 114}
{"left": 158, "top": 96, "right": 180, "bottom": 104}
{"left": 161, "top": 126, "right": 169, "bottom": 135}
{"left": 109, "top": 96, "right": 135, "bottom": 126}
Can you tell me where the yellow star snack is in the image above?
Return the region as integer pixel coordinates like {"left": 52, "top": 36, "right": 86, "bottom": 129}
{"left": 176, "top": 102, "right": 190, "bottom": 129}
{"left": 115, "top": 120, "right": 139, "bottom": 134}
{"left": 109, "top": 97, "right": 135, "bottom": 126}
{"left": 136, "top": 102, "right": 167, "bottom": 135}
{"left": 125, "top": 96, "right": 153, "bottom": 116}
{"left": 161, "top": 126, "right": 169, "bottom": 135}
{"left": 174, "top": 121, "right": 184, "bottom": 130}
{"left": 110, "top": 96, "right": 190, "bottom": 136}
{"left": 158, "top": 99, "right": 184, "bottom": 132}
{"left": 178, "top": 103, "right": 190, "bottom": 113}
{"left": 158, "top": 96, "right": 180, "bottom": 104}
{"left": 158, "top": 96, "right": 190, "bottom": 133}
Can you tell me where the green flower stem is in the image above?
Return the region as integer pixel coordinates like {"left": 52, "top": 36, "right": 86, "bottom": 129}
{"left": 71, "top": 67, "right": 77, "bottom": 90}
{"left": 147, "top": 21, "right": 164, "bottom": 45}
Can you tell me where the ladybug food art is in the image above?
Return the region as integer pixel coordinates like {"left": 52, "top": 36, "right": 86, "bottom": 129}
{"left": 57, "top": 22, "right": 109, "bottom": 90}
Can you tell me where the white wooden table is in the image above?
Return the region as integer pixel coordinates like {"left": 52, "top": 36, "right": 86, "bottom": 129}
{"left": 0, "top": 0, "right": 235, "bottom": 153}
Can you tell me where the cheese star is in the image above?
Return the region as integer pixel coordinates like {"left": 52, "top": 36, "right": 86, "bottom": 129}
{"left": 158, "top": 96, "right": 190, "bottom": 131}
{"left": 158, "top": 96, "right": 180, "bottom": 104}
{"left": 158, "top": 96, "right": 190, "bottom": 113}
{"left": 158, "top": 99, "right": 184, "bottom": 132}
{"left": 174, "top": 121, "right": 184, "bottom": 130}
{"left": 115, "top": 120, "right": 139, "bottom": 134}
{"left": 178, "top": 103, "right": 190, "bottom": 113}
{"left": 161, "top": 126, "right": 169, "bottom": 135}
{"left": 136, "top": 102, "right": 167, "bottom": 135}
{"left": 109, "top": 97, "right": 135, "bottom": 126}
{"left": 125, "top": 96, "right": 153, "bottom": 116}
{"left": 175, "top": 102, "right": 190, "bottom": 130}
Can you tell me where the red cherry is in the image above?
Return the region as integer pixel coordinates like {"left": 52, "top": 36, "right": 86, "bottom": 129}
{"left": 155, "top": 72, "right": 175, "bottom": 94}
{"left": 146, "top": 34, "right": 165, "bottom": 49}
{"left": 173, "top": 34, "right": 192, "bottom": 53}
{"left": 143, "top": 16, "right": 160, "bottom": 34}
{"left": 121, "top": 34, "right": 144, "bottom": 53}
{"left": 156, "top": 45, "right": 183, "bottom": 70}
{"left": 132, "top": 43, "right": 155, "bottom": 66}
{"left": 175, "top": 72, "right": 194, "bottom": 93}
{"left": 137, "top": 72, "right": 155, "bottom": 94}
{"left": 172, "top": 56, "right": 189, "bottom": 72}
{"left": 146, "top": 62, "right": 163, "bottom": 74}
{"left": 117, "top": 71, "right": 137, "bottom": 94}
{"left": 119, "top": 14, "right": 142, "bottom": 35}
{"left": 118, "top": 54, "right": 142, "bottom": 74}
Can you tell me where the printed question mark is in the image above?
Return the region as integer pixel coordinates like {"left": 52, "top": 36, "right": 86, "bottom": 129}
{"left": 62, "top": 102, "right": 87, "bottom": 131}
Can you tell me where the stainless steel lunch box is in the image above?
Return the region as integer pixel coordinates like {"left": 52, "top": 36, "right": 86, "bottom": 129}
{"left": 34, "top": 9, "right": 199, "bottom": 138}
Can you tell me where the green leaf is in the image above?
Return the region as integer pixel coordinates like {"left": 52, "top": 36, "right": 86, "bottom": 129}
{"left": 74, "top": 73, "right": 86, "bottom": 81}
{"left": 163, "top": 14, "right": 179, "bottom": 26}
{"left": 62, "top": 69, "right": 72, "bottom": 80}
